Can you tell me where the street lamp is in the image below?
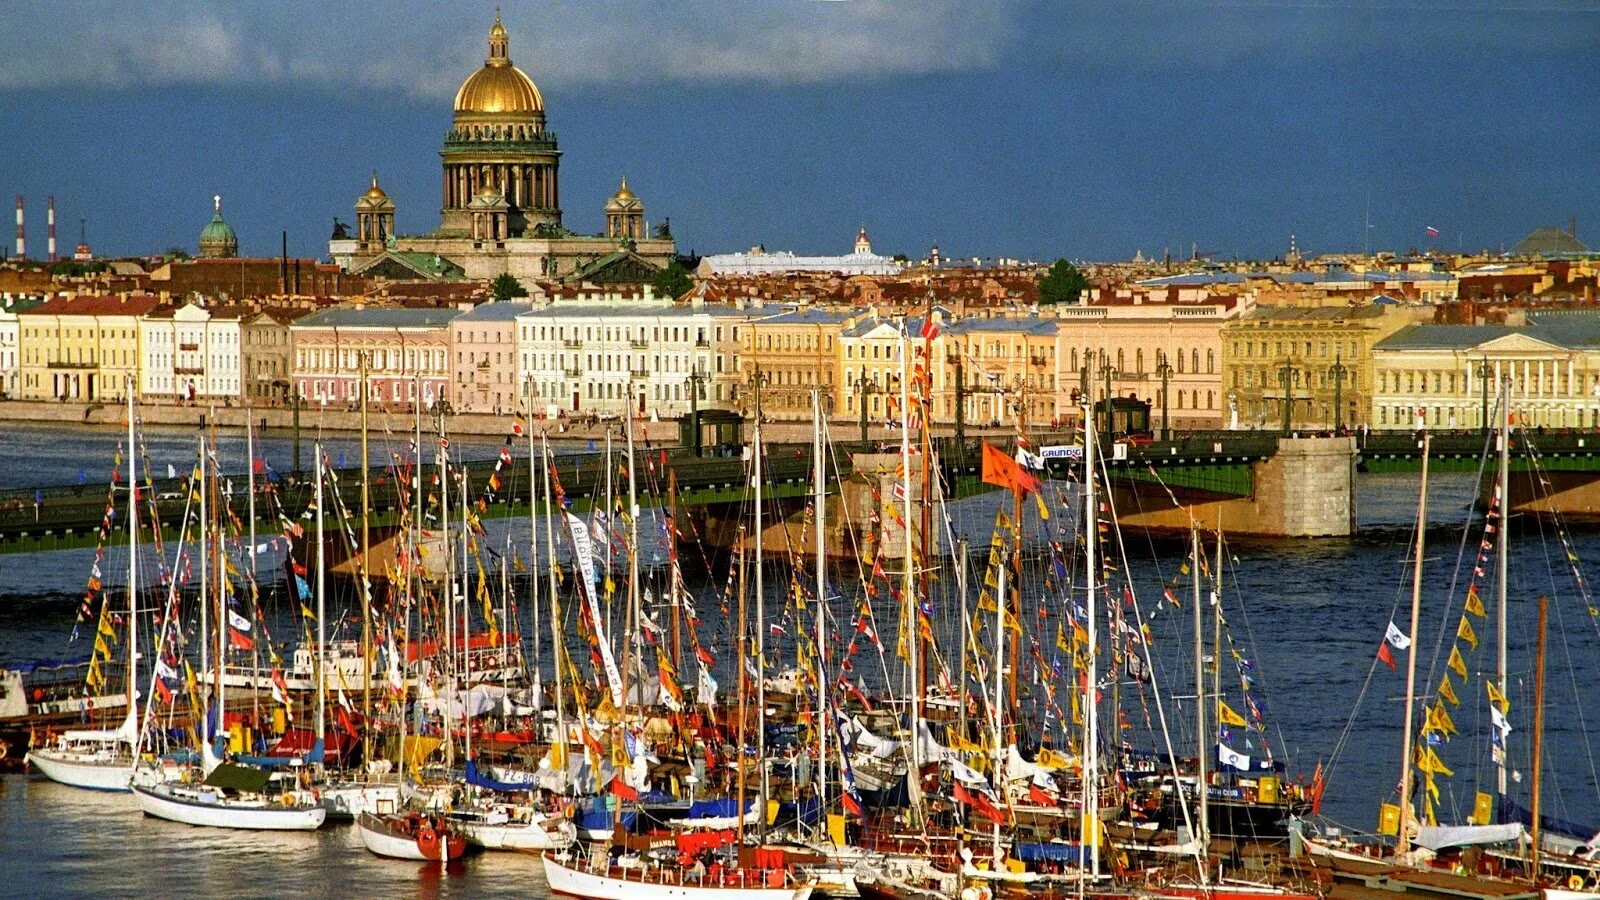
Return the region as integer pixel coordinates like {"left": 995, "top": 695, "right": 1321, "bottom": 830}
{"left": 1098, "top": 358, "right": 1116, "bottom": 434}
{"left": 1155, "top": 352, "right": 1174, "bottom": 440}
{"left": 1277, "top": 359, "right": 1298, "bottom": 434}
{"left": 1477, "top": 358, "right": 1493, "bottom": 434}
{"left": 1328, "top": 354, "right": 1349, "bottom": 432}
{"left": 854, "top": 373, "right": 877, "bottom": 444}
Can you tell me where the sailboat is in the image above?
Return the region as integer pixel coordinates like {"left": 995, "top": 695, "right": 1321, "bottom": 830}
{"left": 131, "top": 432, "right": 325, "bottom": 831}
{"left": 28, "top": 386, "right": 162, "bottom": 792}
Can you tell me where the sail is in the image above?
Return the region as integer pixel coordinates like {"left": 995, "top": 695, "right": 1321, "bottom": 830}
{"left": 565, "top": 512, "right": 622, "bottom": 707}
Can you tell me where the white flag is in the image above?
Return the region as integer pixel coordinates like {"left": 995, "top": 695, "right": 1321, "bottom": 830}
{"left": 228, "top": 609, "right": 252, "bottom": 633}
{"left": 1218, "top": 742, "right": 1252, "bottom": 772}
{"left": 1490, "top": 705, "right": 1513, "bottom": 737}
{"left": 1384, "top": 622, "right": 1412, "bottom": 651}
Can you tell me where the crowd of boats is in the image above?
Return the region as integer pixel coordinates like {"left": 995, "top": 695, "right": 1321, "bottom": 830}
{"left": 11, "top": 361, "right": 1600, "bottom": 900}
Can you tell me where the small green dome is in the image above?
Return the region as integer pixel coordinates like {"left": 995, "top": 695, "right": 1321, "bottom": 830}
{"left": 198, "top": 194, "right": 238, "bottom": 258}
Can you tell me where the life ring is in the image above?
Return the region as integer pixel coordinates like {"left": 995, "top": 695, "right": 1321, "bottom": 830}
{"left": 417, "top": 824, "right": 441, "bottom": 860}
{"left": 1570, "top": 876, "right": 1584, "bottom": 890}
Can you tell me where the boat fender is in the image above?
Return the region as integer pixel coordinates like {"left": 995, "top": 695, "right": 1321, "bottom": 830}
{"left": 418, "top": 824, "right": 440, "bottom": 860}
{"left": 1571, "top": 876, "right": 1584, "bottom": 890}
{"left": 960, "top": 889, "right": 980, "bottom": 900}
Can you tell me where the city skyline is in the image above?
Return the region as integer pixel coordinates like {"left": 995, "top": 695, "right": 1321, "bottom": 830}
{"left": 3, "top": 1, "right": 1597, "bottom": 263}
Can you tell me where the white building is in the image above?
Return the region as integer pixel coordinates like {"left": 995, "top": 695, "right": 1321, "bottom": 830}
{"left": 0, "top": 298, "right": 29, "bottom": 399}
{"left": 697, "top": 227, "right": 905, "bottom": 277}
{"left": 139, "top": 302, "right": 245, "bottom": 402}
{"left": 515, "top": 299, "right": 758, "bottom": 419}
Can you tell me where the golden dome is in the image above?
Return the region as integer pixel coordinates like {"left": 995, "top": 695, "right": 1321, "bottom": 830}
{"left": 454, "top": 12, "right": 544, "bottom": 117}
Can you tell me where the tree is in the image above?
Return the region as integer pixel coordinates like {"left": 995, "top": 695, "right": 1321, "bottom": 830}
{"left": 1038, "top": 259, "right": 1090, "bottom": 305}
{"left": 491, "top": 272, "right": 527, "bottom": 303}
{"left": 651, "top": 258, "right": 694, "bottom": 300}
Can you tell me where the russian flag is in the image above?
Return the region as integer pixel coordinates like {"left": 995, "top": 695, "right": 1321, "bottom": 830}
{"left": 1426, "top": 226, "right": 1441, "bottom": 238}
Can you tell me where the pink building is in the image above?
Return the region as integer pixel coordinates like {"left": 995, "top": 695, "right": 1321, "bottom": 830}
{"left": 449, "top": 301, "right": 528, "bottom": 414}
{"left": 290, "top": 306, "right": 463, "bottom": 410}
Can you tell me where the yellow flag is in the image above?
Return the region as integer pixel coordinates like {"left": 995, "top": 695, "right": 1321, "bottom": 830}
{"left": 1218, "top": 701, "right": 1248, "bottom": 728}
{"left": 1056, "top": 624, "right": 1071, "bottom": 652}
{"left": 1426, "top": 703, "right": 1458, "bottom": 738}
{"left": 97, "top": 616, "right": 117, "bottom": 639}
{"left": 93, "top": 633, "right": 111, "bottom": 659}
{"left": 1425, "top": 747, "right": 1453, "bottom": 778}
{"left": 1437, "top": 676, "right": 1460, "bottom": 707}
{"left": 1447, "top": 645, "right": 1468, "bottom": 679}
{"left": 1456, "top": 617, "right": 1478, "bottom": 651}
{"left": 1471, "top": 791, "right": 1494, "bottom": 825}
{"left": 1464, "top": 584, "right": 1486, "bottom": 618}
{"left": 1378, "top": 803, "right": 1401, "bottom": 835}
{"left": 1034, "top": 493, "right": 1050, "bottom": 522}
{"left": 1486, "top": 679, "right": 1510, "bottom": 713}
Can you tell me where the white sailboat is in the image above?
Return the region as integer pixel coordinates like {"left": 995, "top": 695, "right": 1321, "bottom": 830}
{"left": 541, "top": 846, "right": 815, "bottom": 900}
{"left": 131, "top": 437, "right": 327, "bottom": 831}
{"left": 28, "top": 386, "right": 146, "bottom": 792}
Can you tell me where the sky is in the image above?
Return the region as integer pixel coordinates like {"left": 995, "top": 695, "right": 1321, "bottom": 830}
{"left": 2, "top": 1, "right": 1597, "bottom": 264}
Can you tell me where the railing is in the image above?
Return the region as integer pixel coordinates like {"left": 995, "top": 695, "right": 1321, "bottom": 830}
{"left": 47, "top": 359, "right": 95, "bottom": 369}
{"left": 562, "top": 339, "right": 583, "bottom": 350}
{"left": 629, "top": 340, "right": 648, "bottom": 350}
{"left": 178, "top": 343, "right": 200, "bottom": 352}
{"left": 630, "top": 369, "right": 650, "bottom": 378}
{"left": 562, "top": 367, "right": 581, "bottom": 378}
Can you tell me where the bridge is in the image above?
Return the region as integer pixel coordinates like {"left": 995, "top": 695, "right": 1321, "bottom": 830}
{"left": 3, "top": 428, "right": 1600, "bottom": 555}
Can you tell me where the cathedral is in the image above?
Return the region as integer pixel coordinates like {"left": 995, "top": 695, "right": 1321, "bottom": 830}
{"left": 329, "top": 12, "right": 676, "bottom": 283}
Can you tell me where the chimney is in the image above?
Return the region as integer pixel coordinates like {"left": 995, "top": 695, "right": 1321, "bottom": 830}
{"left": 14, "top": 195, "right": 24, "bottom": 259}
{"left": 280, "top": 230, "right": 288, "bottom": 294}
{"left": 47, "top": 196, "right": 57, "bottom": 262}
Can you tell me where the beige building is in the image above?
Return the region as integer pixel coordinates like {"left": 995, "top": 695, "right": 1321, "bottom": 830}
{"left": 740, "top": 308, "right": 848, "bottom": 421}
{"left": 1371, "top": 315, "right": 1600, "bottom": 430}
{"left": 1053, "top": 298, "right": 1248, "bottom": 431}
{"left": 16, "top": 294, "right": 164, "bottom": 401}
{"left": 941, "top": 316, "right": 1059, "bottom": 428}
{"left": 1221, "top": 303, "right": 1419, "bottom": 431}
{"left": 241, "top": 309, "right": 303, "bottom": 405}
{"left": 452, "top": 301, "right": 529, "bottom": 415}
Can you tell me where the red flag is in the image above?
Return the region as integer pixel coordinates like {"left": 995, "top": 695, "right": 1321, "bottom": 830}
{"left": 611, "top": 776, "right": 640, "bottom": 801}
{"left": 695, "top": 645, "right": 716, "bottom": 666}
{"left": 336, "top": 706, "right": 361, "bottom": 741}
{"left": 841, "top": 790, "right": 862, "bottom": 816}
{"left": 954, "top": 783, "right": 1007, "bottom": 824}
{"left": 1028, "top": 782, "right": 1058, "bottom": 807}
{"left": 228, "top": 628, "right": 254, "bottom": 651}
{"left": 1309, "top": 761, "right": 1327, "bottom": 815}
{"left": 1377, "top": 642, "right": 1396, "bottom": 670}
{"left": 981, "top": 442, "right": 1041, "bottom": 495}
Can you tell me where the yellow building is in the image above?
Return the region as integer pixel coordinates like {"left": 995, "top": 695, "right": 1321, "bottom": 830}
{"left": 942, "top": 316, "right": 1058, "bottom": 428}
{"left": 1372, "top": 314, "right": 1600, "bottom": 430}
{"left": 16, "top": 294, "right": 164, "bottom": 402}
{"left": 738, "top": 308, "right": 847, "bottom": 421}
{"left": 1220, "top": 303, "right": 1419, "bottom": 430}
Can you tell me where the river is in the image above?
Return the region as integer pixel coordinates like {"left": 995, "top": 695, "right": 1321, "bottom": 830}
{"left": 4, "top": 425, "right": 1600, "bottom": 897}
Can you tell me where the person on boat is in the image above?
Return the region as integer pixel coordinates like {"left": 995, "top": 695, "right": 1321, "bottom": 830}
{"left": 687, "top": 854, "right": 707, "bottom": 883}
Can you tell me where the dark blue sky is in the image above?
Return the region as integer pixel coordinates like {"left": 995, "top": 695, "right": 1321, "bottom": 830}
{"left": 2, "top": 2, "right": 1596, "bottom": 263}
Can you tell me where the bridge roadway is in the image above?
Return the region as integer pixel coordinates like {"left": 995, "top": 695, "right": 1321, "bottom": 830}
{"left": 2, "top": 429, "right": 1599, "bottom": 554}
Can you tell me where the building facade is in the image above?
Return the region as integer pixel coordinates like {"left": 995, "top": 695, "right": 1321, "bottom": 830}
{"left": 739, "top": 308, "right": 848, "bottom": 421}
{"left": 290, "top": 307, "right": 462, "bottom": 409}
{"left": 241, "top": 309, "right": 302, "bottom": 404}
{"left": 451, "top": 301, "right": 529, "bottom": 415}
{"left": 1054, "top": 299, "right": 1247, "bottom": 431}
{"left": 139, "top": 302, "right": 244, "bottom": 402}
{"left": 1371, "top": 316, "right": 1600, "bottom": 430}
{"left": 16, "top": 294, "right": 163, "bottom": 402}
{"left": 516, "top": 300, "right": 754, "bottom": 419}
{"left": 1220, "top": 304, "right": 1419, "bottom": 431}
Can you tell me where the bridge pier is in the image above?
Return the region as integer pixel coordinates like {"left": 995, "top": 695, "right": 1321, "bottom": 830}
{"left": 1493, "top": 469, "right": 1600, "bottom": 523}
{"left": 1110, "top": 436, "right": 1357, "bottom": 538}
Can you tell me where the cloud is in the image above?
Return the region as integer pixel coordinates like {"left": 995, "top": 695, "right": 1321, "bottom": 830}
{"left": 0, "top": 1, "right": 1021, "bottom": 96}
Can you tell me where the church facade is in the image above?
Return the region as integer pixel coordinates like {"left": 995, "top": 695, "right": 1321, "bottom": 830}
{"left": 329, "top": 13, "right": 675, "bottom": 282}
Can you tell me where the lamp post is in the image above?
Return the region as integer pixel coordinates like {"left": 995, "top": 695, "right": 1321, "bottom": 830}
{"left": 855, "top": 373, "right": 877, "bottom": 444}
{"left": 1277, "top": 359, "right": 1298, "bottom": 434}
{"left": 1329, "top": 354, "right": 1349, "bottom": 432}
{"left": 685, "top": 367, "right": 707, "bottom": 456}
{"left": 1155, "top": 352, "right": 1174, "bottom": 440}
{"left": 1098, "top": 358, "right": 1116, "bottom": 434}
{"left": 1477, "top": 358, "right": 1493, "bottom": 434}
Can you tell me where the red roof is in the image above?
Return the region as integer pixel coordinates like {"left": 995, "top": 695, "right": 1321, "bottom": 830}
{"left": 18, "top": 293, "right": 166, "bottom": 317}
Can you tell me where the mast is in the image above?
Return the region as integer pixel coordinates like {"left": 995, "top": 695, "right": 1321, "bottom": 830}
{"left": 123, "top": 384, "right": 139, "bottom": 738}
{"left": 899, "top": 331, "right": 922, "bottom": 816}
{"left": 246, "top": 403, "right": 260, "bottom": 730}
{"left": 438, "top": 412, "right": 454, "bottom": 770}
{"left": 212, "top": 416, "right": 225, "bottom": 757}
{"left": 460, "top": 469, "right": 473, "bottom": 767}
{"left": 1081, "top": 393, "right": 1100, "bottom": 878}
{"left": 361, "top": 352, "right": 373, "bottom": 766}
{"left": 735, "top": 526, "right": 750, "bottom": 847}
{"left": 527, "top": 403, "right": 542, "bottom": 697}
{"left": 1530, "top": 595, "right": 1548, "bottom": 880}
{"left": 315, "top": 440, "right": 327, "bottom": 757}
{"left": 198, "top": 436, "right": 209, "bottom": 713}
{"left": 992, "top": 542, "right": 1008, "bottom": 867}
{"left": 1396, "top": 433, "right": 1430, "bottom": 856}
{"left": 812, "top": 389, "right": 829, "bottom": 829}
{"left": 1191, "top": 526, "right": 1209, "bottom": 875}
{"left": 624, "top": 406, "right": 642, "bottom": 821}
{"left": 1496, "top": 375, "right": 1510, "bottom": 801}
{"left": 541, "top": 434, "right": 567, "bottom": 771}
{"left": 753, "top": 374, "right": 768, "bottom": 841}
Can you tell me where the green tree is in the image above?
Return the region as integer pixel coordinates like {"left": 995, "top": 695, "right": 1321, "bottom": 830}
{"left": 1038, "top": 259, "right": 1090, "bottom": 305}
{"left": 491, "top": 272, "right": 528, "bottom": 303}
{"left": 651, "top": 259, "right": 694, "bottom": 300}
